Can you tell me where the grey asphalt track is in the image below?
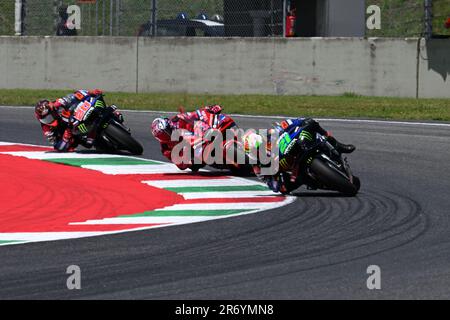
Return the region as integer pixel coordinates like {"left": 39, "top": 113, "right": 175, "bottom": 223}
{"left": 0, "top": 106, "right": 449, "bottom": 299}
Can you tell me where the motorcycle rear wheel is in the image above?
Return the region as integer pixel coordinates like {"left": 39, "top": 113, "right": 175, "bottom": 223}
{"left": 310, "top": 158, "right": 359, "bottom": 196}
{"left": 103, "top": 122, "right": 143, "bottom": 155}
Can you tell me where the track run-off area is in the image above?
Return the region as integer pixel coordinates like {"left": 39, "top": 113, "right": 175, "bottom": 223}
{"left": 0, "top": 106, "right": 450, "bottom": 299}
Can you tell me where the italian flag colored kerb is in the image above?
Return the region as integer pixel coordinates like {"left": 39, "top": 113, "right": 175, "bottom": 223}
{"left": 0, "top": 142, "right": 294, "bottom": 246}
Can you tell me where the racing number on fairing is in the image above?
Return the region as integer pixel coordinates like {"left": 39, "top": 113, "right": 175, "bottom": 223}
{"left": 279, "top": 133, "right": 292, "bottom": 155}
{"left": 73, "top": 101, "right": 92, "bottom": 122}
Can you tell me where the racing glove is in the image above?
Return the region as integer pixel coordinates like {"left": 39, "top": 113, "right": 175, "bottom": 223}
{"left": 45, "top": 131, "right": 56, "bottom": 145}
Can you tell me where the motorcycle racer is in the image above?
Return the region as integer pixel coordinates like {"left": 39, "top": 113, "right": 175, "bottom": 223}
{"left": 35, "top": 89, "right": 123, "bottom": 151}
{"left": 244, "top": 117, "right": 355, "bottom": 193}
{"left": 151, "top": 104, "right": 226, "bottom": 170}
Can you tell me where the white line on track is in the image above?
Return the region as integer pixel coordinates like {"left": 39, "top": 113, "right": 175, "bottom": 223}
{"left": 156, "top": 202, "right": 279, "bottom": 211}
{"left": 117, "top": 110, "right": 450, "bottom": 128}
{"left": 65, "top": 198, "right": 296, "bottom": 236}
{"left": 81, "top": 164, "right": 208, "bottom": 174}
{"left": 0, "top": 148, "right": 168, "bottom": 164}
{"left": 2, "top": 105, "right": 450, "bottom": 128}
{"left": 179, "top": 191, "right": 279, "bottom": 199}
{"left": 71, "top": 216, "right": 220, "bottom": 225}
{"left": 0, "top": 151, "right": 127, "bottom": 159}
{"left": 118, "top": 109, "right": 450, "bottom": 128}
{"left": 143, "top": 178, "right": 260, "bottom": 188}
{"left": 0, "top": 232, "right": 106, "bottom": 242}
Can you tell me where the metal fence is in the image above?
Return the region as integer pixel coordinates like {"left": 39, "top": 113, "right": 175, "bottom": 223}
{"left": 366, "top": 0, "right": 449, "bottom": 38}
{"left": 3, "top": 0, "right": 154, "bottom": 36}
{"left": 366, "top": 0, "right": 425, "bottom": 37}
{"left": 1, "top": 0, "right": 449, "bottom": 37}
{"left": 432, "top": 0, "right": 450, "bottom": 37}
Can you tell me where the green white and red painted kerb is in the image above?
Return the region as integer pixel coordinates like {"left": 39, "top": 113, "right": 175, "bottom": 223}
{"left": 0, "top": 141, "right": 294, "bottom": 246}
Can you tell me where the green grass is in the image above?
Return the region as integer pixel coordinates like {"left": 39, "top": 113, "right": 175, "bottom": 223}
{"left": 1, "top": 89, "right": 449, "bottom": 122}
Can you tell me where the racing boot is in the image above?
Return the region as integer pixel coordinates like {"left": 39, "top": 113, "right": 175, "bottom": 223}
{"left": 265, "top": 175, "right": 281, "bottom": 193}
{"left": 327, "top": 136, "right": 356, "bottom": 154}
{"left": 303, "top": 118, "right": 355, "bottom": 154}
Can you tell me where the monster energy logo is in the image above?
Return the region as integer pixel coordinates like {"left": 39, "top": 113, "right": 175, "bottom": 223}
{"left": 300, "top": 131, "right": 314, "bottom": 142}
{"left": 78, "top": 124, "right": 88, "bottom": 133}
{"left": 95, "top": 100, "right": 105, "bottom": 108}
{"left": 280, "top": 158, "right": 289, "bottom": 170}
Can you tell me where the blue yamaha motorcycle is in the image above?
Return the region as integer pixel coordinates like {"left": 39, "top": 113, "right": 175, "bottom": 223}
{"left": 277, "top": 126, "right": 360, "bottom": 196}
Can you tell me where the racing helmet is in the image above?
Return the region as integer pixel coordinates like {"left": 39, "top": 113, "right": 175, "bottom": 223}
{"left": 151, "top": 117, "right": 172, "bottom": 143}
{"left": 35, "top": 100, "right": 57, "bottom": 125}
{"left": 243, "top": 131, "right": 263, "bottom": 154}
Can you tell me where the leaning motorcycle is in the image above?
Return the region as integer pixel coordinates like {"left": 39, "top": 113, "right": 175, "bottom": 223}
{"left": 276, "top": 128, "right": 360, "bottom": 196}
{"left": 71, "top": 94, "right": 143, "bottom": 155}
{"left": 176, "top": 111, "right": 253, "bottom": 175}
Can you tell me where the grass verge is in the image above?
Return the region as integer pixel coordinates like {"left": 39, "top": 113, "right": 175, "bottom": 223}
{"left": 1, "top": 89, "right": 449, "bottom": 121}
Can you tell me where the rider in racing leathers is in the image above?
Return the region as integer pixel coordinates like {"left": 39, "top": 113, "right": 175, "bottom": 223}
{"left": 35, "top": 89, "right": 122, "bottom": 152}
{"left": 243, "top": 117, "right": 355, "bottom": 193}
{"left": 151, "top": 104, "right": 223, "bottom": 170}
